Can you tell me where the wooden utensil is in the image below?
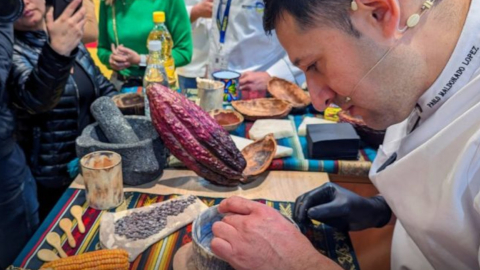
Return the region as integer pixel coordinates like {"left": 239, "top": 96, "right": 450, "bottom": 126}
{"left": 37, "top": 249, "right": 61, "bottom": 262}
{"left": 59, "top": 218, "right": 76, "bottom": 248}
{"left": 46, "top": 232, "right": 68, "bottom": 258}
{"left": 267, "top": 77, "right": 311, "bottom": 109}
{"left": 209, "top": 109, "right": 244, "bottom": 132}
{"left": 70, "top": 205, "right": 85, "bottom": 233}
{"left": 241, "top": 133, "right": 277, "bottom": 183}
{"left": 231, "top": 98, "right": 292, "bottom": 120}
{"left": 173, "top": 243, "right": 197, "bottom": 270}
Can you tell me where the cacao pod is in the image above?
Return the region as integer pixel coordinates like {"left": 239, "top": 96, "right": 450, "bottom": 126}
{"left": 147, "top": 83, "right": 246, "bottom": 186}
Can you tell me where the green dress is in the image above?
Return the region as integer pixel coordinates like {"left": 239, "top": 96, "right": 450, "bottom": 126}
{"left": 97, "top": 0, "right": 193, "bottom": 78}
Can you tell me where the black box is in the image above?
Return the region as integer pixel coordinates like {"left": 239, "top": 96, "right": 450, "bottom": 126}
{"left": 306, "top": 123, "right": 360, "bottom": 160}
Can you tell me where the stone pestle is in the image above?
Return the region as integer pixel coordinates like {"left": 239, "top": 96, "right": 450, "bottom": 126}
{"left": 90, "top": 97, "right": 140, "bottom": 144}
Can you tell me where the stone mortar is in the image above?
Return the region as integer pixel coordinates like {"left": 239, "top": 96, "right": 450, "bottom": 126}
{"left": 76, "top": 116, "right": 166, "bottom": 186}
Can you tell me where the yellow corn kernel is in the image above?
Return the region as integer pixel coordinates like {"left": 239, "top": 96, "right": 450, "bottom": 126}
{"left": 40, "top": 249, "right": 129, "bottom": 270}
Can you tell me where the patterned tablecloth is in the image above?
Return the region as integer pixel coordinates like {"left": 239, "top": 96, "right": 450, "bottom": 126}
{"left": 13, "top": 189, "right": 359, "bottom": 270}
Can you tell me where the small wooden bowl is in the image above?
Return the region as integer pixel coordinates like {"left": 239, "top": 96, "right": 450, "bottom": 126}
{"left": 112, "top": 93, "right": 145, "bottom": 115}
{"left": 241, "top": 134, "right": 277, "bottom": 183}
{"left": 209, "top": 109, "right": 244, "bottom": 132}
{"left": 231, "top": 98, "right": 292, "bottom": 121}
{"left": 267, "top": 77, "right": 311, "bottom": 109}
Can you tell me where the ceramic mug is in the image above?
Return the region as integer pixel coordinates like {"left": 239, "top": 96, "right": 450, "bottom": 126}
{"left": 212, "top": 70, "right": 241, "bottom": 102}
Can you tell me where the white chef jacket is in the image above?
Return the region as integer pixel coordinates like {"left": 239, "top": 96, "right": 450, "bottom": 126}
{"left": 208, "top": 0, "right": 305, "bottom": 84}
{"left": 177, "top": 0, "right": 212, "bottom": 78}
{"left": 369, "top": 1, "right": 480, "bottom": 269}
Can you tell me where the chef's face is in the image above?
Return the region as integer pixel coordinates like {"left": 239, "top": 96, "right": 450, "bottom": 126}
{"left": 276, "top": 12, "right": 424, "bottom": 130}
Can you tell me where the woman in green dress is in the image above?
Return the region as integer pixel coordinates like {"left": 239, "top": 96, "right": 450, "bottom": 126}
{"left": 97, "top": 0, "right": 193, "bottom": 90}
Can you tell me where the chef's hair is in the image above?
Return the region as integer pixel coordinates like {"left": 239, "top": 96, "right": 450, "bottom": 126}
{"left": 263, "top": 0, "right": 360, "bottom": 37}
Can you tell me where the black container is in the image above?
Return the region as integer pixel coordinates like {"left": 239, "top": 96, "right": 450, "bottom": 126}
{"left": 306, "top": 123, "right": 360, "bottom": 160}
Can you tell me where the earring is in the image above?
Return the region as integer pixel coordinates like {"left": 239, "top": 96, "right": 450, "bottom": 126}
{"left": 351, "top": 0, "right": 358, "bottom": 11}
{"left": 345, "top": 96, "right": 352, "bottom": 103}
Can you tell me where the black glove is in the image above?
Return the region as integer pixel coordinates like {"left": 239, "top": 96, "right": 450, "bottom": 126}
{"left": 294, "top": 182, "right": 392, "bottom": 231}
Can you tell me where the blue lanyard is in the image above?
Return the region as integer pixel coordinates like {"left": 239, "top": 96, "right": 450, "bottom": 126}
{"left": 216, "top": 0, "right": 232, "bottom": 44}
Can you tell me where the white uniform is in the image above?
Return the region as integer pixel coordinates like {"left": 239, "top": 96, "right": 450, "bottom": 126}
{"left": 369, "top": 1, "right": 480, "bottom": 269}
{"left": 177, "top": 0, "right": 211, "bottom": 79}
{"left": 208, "top": 0, "right": 305, "bottom": 84}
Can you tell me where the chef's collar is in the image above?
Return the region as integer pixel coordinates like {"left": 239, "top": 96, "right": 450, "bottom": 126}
{"left": 409, "top": 0, "right": 480, "bottom": 131}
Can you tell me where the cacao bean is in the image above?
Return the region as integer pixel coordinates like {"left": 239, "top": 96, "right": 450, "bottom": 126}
{"left": 147, "top": 84, "right": 244, "bottom": 186}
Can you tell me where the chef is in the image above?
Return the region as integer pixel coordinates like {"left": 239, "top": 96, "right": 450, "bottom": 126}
{"left": 210, "top": 0, "right": 480, "bottom": 269}
{"left": 208, "top": 0, "right": 305, "bottom": 93}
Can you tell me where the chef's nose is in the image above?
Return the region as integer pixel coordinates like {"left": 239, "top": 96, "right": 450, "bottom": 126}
{"left": 306, "top": 77, "right": 336, "bottom": 111}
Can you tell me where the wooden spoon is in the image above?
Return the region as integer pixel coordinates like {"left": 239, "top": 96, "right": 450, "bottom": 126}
{"left": 59, "top": 218, "right": 76, "bottom": 248}
{"left": 37, "top": 249, "right": 61, "bottom": 262}
{"left": 70, "top": 206, "right": 85, "bottom": 233}
{"left": 45, "top": 232, "right": 68, "bottom": 258}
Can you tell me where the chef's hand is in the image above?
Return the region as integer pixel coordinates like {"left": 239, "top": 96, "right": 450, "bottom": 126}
{"left": 46, "top": 0, "right": 85, "bottom": 56}
{"left": 109, "top": 44, "right": 131, "bottom": 71}
{"left": 239, "top": 71, "right": 271, "bottom": 92}
{"left": 190, "top": 0, "right": 213, "bottom": 22}
{"left": 211, "top": 196, "right": 342, "bottom": 270}
{"left": 295, "top": 183, "right": 392, "bottom": 231}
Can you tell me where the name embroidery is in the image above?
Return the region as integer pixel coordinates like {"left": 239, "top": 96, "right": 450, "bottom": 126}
{"left": 427, "top": 46, "right": 479, "bottom": 108}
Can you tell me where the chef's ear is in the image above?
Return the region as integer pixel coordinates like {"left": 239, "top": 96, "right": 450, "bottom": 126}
{"left": 350, "top": 0, "right": 401, "bottom": 42}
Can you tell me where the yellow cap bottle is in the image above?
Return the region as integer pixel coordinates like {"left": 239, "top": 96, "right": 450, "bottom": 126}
{"left": 153, "top": 11, "right": 165, "bottom": 24}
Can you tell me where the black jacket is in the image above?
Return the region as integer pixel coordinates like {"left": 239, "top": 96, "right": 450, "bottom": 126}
{"left": 0, "top": 23, "right": 16, "bottom": 159}
{"left": 9, "top": 30, "right": 117, "bottom": 188}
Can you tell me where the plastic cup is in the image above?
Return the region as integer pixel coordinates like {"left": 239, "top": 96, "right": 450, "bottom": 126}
{"left": 198, "top": 81, "right": 225, "bottom": 112}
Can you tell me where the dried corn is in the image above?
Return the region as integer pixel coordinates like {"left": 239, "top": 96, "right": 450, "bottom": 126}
{"left": 40, "top": 249, "right": 129, "bottom": 270}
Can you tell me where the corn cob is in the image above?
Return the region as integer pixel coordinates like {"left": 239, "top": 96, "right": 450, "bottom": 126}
{"left": 40, "top": 249, "right": 129, "bottom": 270}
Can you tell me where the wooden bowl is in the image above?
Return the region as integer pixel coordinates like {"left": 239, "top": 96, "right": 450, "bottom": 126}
{"left": 231, "top": 98, "right": 292, "bottom": 121}
{"left": 112, "top": 93, "right": 145, "bottom": 115}
{"left": 338, "top": 110, "right": 386, "bottom": 148}
{"left": 209, "top": 109, "right": 244, "bottom": 132}
{"left": 267, "top": 77, "right": 311, "bottom": 109}
{"left": 241, "top": 134, "right": 277, "bottom": 183}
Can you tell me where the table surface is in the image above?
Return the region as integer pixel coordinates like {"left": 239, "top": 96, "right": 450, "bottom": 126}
{"left": 14, "top": 170, "right": 364, "bottom": 270}
{"left": 71, "top": 169, "right": 329, "bottom": 202}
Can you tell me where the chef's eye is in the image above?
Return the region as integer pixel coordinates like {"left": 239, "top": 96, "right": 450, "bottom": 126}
{"left": 307, "top": 62, "right": 318, "bottom": 72}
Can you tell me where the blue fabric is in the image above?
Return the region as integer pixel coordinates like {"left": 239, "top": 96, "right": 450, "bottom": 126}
{"left": 67, "top": 158, "right": 80, "bottom": 179}
{"left": 120, "top": 86, "right": 141, "bottom": 94}
{"left": 0, "top": 145, "right": 39, "bottom": 269}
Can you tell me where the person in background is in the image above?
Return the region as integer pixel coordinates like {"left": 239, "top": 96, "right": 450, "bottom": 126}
{"left": 97, "top": 0, "right": 193, "bottom": 91}
{"left": 208, "top": 0, "right": 305, "bottom": 97}
{"left": 9, "top": 0, "right": 117, "bottom": 220}
{"left": 0, "top": 2, "right": 39, "bottom": 267}
{"left": 176, "top": 0, "right": 213, "bottom": 92}
{"left": 82, "top": 0, "right": 98, "bottom": 44}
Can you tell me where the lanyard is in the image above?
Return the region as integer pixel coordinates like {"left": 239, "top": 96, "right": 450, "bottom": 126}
{"left": 216, "top": 0, "right": 232, "bottom": 44}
